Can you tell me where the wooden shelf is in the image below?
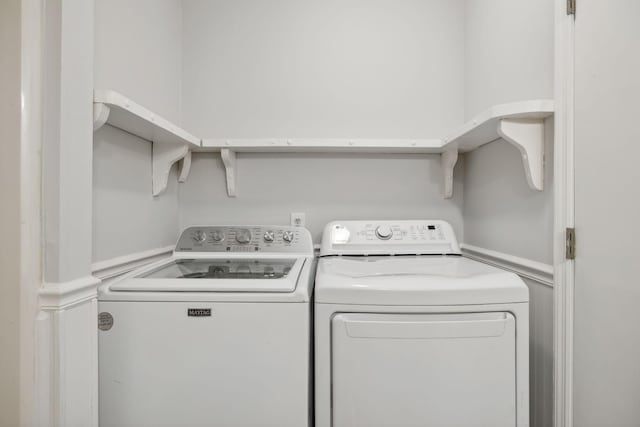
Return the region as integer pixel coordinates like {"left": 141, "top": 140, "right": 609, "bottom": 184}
{"left": 199, "top": 139, "right": 442, "bottom": 197}
{"left": 198, "top": 100, "right": 553, "bottom": 198}
{"left": 93, "top": 90, "right": 201, "bottom": 196}
{"left": 441, "top": 99, "right": 554, "bottom": 197}
{"left": 443, "top": 100, "right": 554, "bottom": 151}
{"left": 200, "top": 138, "right": 443, "bottom": 154}
{"left": 92, "top": 94, "right": 553, "bottom": 199}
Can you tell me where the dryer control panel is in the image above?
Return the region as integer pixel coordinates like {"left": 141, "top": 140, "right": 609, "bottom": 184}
{"left": 176, "top": 226, "right": 313, "bottom": 254}
{"left": 320, "top": 220, "right": 461, "bottom": 256}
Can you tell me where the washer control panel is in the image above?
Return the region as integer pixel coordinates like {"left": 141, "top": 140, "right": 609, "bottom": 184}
{"left": 320, "top": 220, "right": 460, "bottom": 256}
{"left": 176, "top": 226, "right": 312, "bottom": 253}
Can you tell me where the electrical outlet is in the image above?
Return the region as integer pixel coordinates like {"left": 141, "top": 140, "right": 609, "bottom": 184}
{"left": 290, "top": 212, "right": 306, "bottom": 228}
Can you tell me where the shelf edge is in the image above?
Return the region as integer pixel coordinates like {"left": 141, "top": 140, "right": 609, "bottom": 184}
{"left": 443, "top": 99, "right": 555, "bottom": 152}
{"left": 94, "top": 89, "right": 201, "bottom": 148}
{"left": 199, "top": 138, "right": 443, "bottom": 153}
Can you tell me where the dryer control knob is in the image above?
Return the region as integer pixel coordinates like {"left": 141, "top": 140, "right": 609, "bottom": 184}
{"left": 235, "top": 229, "right": 252, "bottom": 244}
{"left": 283, "top": 231, "right": 295, "bottom": 243}
{"left": 375, "top": 225, "right": 393, "bottom": 240}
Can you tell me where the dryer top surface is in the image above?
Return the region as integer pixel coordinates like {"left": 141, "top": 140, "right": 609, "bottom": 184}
{"left": 315, "top": 255, "right": 528, "bottom": 305}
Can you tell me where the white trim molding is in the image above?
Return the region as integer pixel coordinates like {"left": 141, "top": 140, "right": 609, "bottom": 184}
{"left": 553, "top": 0, "right": 576, "bottom": 425}
{"left": 36, "top": 298, "right": 99, "bottom": 427}
{"left": 20, "top": 0, "right": 45, "bottom": 424}
{"left": 37, "top": 0, "right": 99, "bottom": 425}
{"left": 40, "top": 246, "right": 176, "bottom": 311}
{"left": 461, "top": 244, "right": 554, "bottom": 287}
{"left": 39, "top": 276, "right": 101, "bottom": 311}
{"left": 91, "top": 245, "right": 174, "bottom": 280}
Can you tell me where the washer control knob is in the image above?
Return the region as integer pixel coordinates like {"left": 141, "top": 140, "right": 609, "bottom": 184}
{"left": 235, "top": 229, "right": 252, "bottom": 244}
{"left": 211, "top": 230, "right": 225, "bottom": 242}
{"left": 375, "top": 225, "right": 393, "bottom": 240}
{"left": 193, "top": 230, "right": 207, "bottom": 243}
{"left": 263, "top": 230, "right": 275, "bottom": 242}
{"left": 282, "top": 230, "right": 295, "bottom": 243}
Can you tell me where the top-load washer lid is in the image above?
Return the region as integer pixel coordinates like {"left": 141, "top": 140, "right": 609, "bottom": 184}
{"left": 109, "top": 257, "right": 305, "bottom": 292}
{"left": 315, "top": 256, "right": 529, "bottom": 305}
{"left": 140, "top": 258, "right": 296, "bottom": 280}
{"left": 106, "top": 225, "right": 314, "bottom": 294}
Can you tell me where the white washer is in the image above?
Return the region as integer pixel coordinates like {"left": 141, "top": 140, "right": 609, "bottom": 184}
{"left": 315, "top": 220, "right": 530, "bottom": 427}
{"left": 99, "top": 225, "right": 314, "bottom": 427}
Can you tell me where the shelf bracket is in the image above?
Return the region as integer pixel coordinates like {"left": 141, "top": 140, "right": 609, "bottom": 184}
{"left": 93, "top": 102, "right": 110, "bottom": 131}
{"left": 221, "top": 148, "right": 237, "bottom": 197}
{"left": 178, "top": 150, "right": 192, "bottom": 183}
{"left": 152, "top": 143, "right": 188, "bottom": 197}
{"left": 441, "top": 148, "right": 458, "bottom": 198}
{"left": 497, "top": 118, "right": 545, "bottom": 191}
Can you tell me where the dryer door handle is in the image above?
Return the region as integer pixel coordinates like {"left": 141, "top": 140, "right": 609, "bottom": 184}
{"left": 339, "top": 312, "right": 513, "bottom": 339}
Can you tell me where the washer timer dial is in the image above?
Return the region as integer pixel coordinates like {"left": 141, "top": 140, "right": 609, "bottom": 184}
{"left": 283, "top": 231, "right": 295, "bottom": 243}
{"left": 211, "top": 230, "right": 225, "bottom": 242}
{"left": 235, "top": 229, "right": 252, "bottom": 244}
{"left": 192, "top": 230, "right": 207, "bottom": 243}
{"left": 263, "top": 230, "right": 275, "bottom": 242}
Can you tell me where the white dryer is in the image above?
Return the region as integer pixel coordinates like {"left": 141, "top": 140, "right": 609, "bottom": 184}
{"left": 315, "top": 220, "right": 530, "bottom": 427}
{"left": 99, "top": 225, "right": 314, "bottom": 427}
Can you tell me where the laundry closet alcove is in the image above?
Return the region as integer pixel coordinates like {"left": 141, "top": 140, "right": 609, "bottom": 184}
{"left": 91, "top": 1, "right": 554, "bottom": 426}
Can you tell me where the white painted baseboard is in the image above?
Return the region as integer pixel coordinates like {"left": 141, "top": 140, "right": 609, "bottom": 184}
{"left": 91, "top": 245, "right": 174, "bottom": 280}
{"left": 461, "top": 243, "right": 554, "bottom": 287}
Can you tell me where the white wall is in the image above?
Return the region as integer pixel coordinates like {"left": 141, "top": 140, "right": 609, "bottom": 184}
{"left": 93, "top": 127, "right": 180, "bottom": 261}
{"left": 0, "top": 0, "right": 22, "bottom": 424}
{"left": 180, "top": 153, "right": 464, "bottom": 241}
{"left": 462, "top": 1, "right": 554, "bottom": 426}
{"left": 463, "top": 0, "right": 554, "bottom": 262}
{"left": 42, "top": 0, "right": 95, "bottom": 283}
{"left": 182, "top": 0, "right": 465, "bottom": 138}
{"left": 94, "top": 0, "right": 182, "bottom": 123}
{"left": 179, "top": 0, "right": 465, "bottom": 240}
{"left": 463, "top": 119, "right": 554, "bottom": 264}
{"left": 463, "top": 139, "right": 554, "bottom": 427}
{"left": 93, "top": 0, "right": 183, "bottom": 263}
{"left": 464, "top": 0, "right": 554, "bottom": 119}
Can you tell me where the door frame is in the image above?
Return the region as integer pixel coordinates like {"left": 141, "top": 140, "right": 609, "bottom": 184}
{"left": 18, "top": 0, "right": 44, "bottom": 424}
{"left": 553, "top": 1, "right": 575, "bottom": 426}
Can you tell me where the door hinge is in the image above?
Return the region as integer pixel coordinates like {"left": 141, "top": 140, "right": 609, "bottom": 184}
{"left": 567, "top": 0, "right": 576, "bottom": 15}
{"left": 566, "top": 228, "right": 576, "bottom": 260}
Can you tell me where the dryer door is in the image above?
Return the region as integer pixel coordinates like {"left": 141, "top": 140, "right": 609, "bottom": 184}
{"left": 331, "top": 312, "right": 517, "bottom": 427}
